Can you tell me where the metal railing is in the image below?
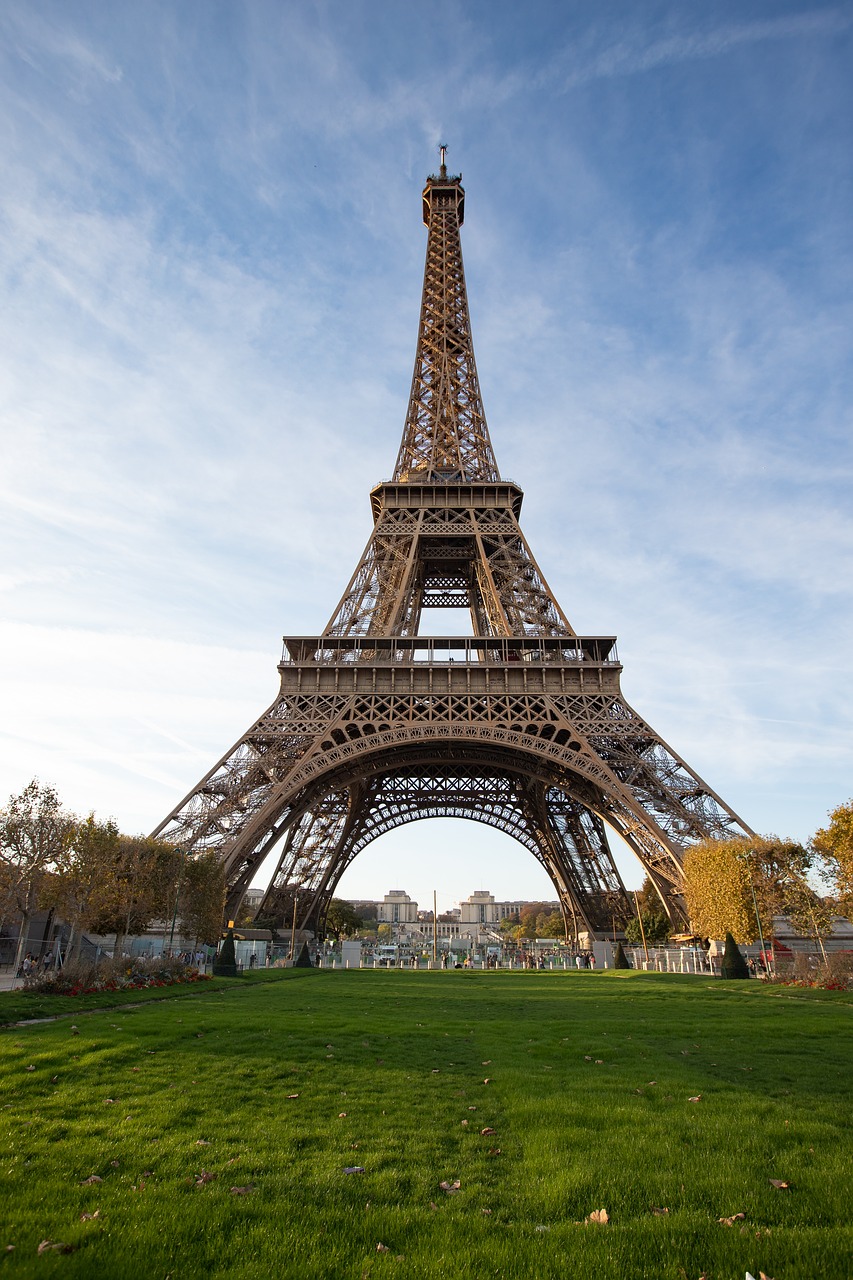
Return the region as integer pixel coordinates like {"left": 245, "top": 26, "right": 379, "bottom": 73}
{"left": 282, "top": 634, "right": 619, "bottom": 667}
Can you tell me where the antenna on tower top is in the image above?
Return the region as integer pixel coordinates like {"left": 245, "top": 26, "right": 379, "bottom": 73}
{"left": 439, "top": 143, "right": 447, "bottom": 178}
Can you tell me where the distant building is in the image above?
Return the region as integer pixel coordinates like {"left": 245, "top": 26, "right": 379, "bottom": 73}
{"left": 459, "top": 890, "right": 499, "bottom": 929}
{"left": 377, "top": 889, "right": 419, "bottom": 926}
{"left": 343, "top": 889, "right": 567, "bottom": 945}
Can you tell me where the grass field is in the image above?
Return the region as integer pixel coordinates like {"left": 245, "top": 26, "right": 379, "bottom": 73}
{"left": 1, "top": 969, "right": 850, "bottom": 1279}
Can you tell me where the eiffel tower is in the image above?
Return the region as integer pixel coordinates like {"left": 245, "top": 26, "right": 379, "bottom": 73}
{"left": 153, "top": 150, "right": 752, "bottom": 938}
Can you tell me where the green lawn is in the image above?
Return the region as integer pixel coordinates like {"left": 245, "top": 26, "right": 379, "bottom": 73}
{"left": 1, "top": 969, "right": 850, "bottom": 1279}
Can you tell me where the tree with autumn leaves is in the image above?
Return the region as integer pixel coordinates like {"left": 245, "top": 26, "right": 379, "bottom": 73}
{"left": 683, "top": 834, "right": 835, "bottom": 947}
{"left": 1, "top": 781, "right": 225, "bottom": 959}
{"left": 812, "top": 799, "right": 853, "bottom": 916}
{"left": 0, "top": 781, "right": 76, "bottom": 971}
{"left": 499, "top": 902, "right": 566, "bottom": 941}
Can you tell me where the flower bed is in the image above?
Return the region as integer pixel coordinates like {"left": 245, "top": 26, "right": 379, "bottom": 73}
{"left": 769, "top": 977, "right": 850, "bottom": 992}
{"left": 23, "top": 957, "right": 212, "bottom": 997}
{"left": 764, "top": 951, "right": 852, "bottom": 992}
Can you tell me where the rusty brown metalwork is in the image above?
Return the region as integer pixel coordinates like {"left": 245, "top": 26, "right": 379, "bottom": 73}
{"left": 153, "top": 160, "right": 753, "bottom": 937}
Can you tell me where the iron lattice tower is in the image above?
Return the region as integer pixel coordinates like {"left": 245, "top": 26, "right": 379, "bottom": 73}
{"left": 153, "top": 154, "right": 752, "bottom": 937}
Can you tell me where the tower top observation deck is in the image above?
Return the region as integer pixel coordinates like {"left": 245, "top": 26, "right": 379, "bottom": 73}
{"left": 423, "top": 143, "right": 464, "bottom": 226}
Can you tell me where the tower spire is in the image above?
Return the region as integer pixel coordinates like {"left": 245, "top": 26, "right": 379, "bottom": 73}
{"left": 393, "top": 153, "right": 499, "bottom": 483}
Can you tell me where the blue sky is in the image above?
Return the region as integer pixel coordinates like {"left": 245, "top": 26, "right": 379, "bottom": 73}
{"left": 1, "top": 1, "right": 851, "bottom": 911}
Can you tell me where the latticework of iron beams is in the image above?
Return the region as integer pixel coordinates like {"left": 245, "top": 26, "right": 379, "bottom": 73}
{"left": 153, "top": 157, "right": 753, "bottom": 938}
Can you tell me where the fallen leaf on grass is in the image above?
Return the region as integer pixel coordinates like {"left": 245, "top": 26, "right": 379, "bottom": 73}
{"left": 481, "top": 1209, "right": 492, "bottom": 1215}
{"left": 480, "top": 1127, "right": 496, "bottom": 1135}
{"left": 25, "top": 1065, "right": 35, "bottom": 1073}
{"left": 195, "top": 1170, "right": 217, "bottom": 1187}
{"left": 651, "top": 1206, "right": 669, "bottom": 1215}
{"left": 482, "top": 1078, "right": 491, "bottom": 1084}
{"left": 195, "top": 1140, "right": 210, "bottom": 1146}
{"left": 229, "top": 1186, "right": 255, "bottom": 1195}
{"left": 769, "top": 1179, "right": 791, "bottom": 1190}
{"left": 376, "top": 1243, "right": 390, "bottom": 1253}
{"left": 80, "top": 1175, "right": 102, "bottom": 1185}
{"left": 481, "top": 1060, "right": 492, "bottom": 1065}
{"left": 429, "top": 1202, "right": 439, "bottom": 1211}
{"left": 431, "top": 1069, "right": 440, "bottom": 1074}
{"left": 595, "top": 1060, "right": 604, "bottom": 1065}
{"left": 439, "top": 1180, "right": 461, "bottom": 1195}
{"left": 688, "top": 1095, "right": 702, "bottom": 1103}
{"left": 587, "top": 1209, "right": 609, "bottom": 1224}
{"left": 343, "top": 1167, "right": 365, "bottom": 1175}
{"left": 467, "top": 1105, "right": 477, "bottom": 1111}
{"left": 338, "top": 1112, "right": 348, "bottom": 1118}
{"left": 461, "top": 1120, "right": 469, "bottom": 1127}
{"left": 286, "top": 1094, "right": 299, "bottom": 1100}
{"left": 487, "top": 1148, "right": 501, "bottom": 1156}
{"left": 584, "top": 1055, "right": 592, "bottom": 1061}
{"left": 718, "top": 1212, "right": 746, "bottom": 1226}
{"left": 79, "top": 1210, "right": 100, "bottom": 1222}
{"left": 37, "top": 1241, "right": 75, "bottom": 1255}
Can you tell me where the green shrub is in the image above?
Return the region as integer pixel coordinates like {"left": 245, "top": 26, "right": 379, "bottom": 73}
{"left": 212, "top": 928, "right": 237, "bottom": 977}
{"left": 720, "top": 931, "right": 749, "bottom": 979}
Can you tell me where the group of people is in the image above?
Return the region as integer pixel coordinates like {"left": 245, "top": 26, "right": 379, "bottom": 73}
{"left": 516, "top": 950, "right": 595, "bottom": 969}
{"left": 17, "top": 948, "right": 56, "bottom": 978}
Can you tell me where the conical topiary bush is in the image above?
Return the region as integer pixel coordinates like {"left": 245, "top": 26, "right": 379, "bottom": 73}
{"left": 213, "top": 928, "right": 238, "bottom": 977}
{"left": 294, "top": 940, "right": 314, "bottom": 968}
{"left": 720, "top": 931, "right": 749, "bottom": 979}
{"left": 613, "top": 942, "right": 632, "bottom": 970}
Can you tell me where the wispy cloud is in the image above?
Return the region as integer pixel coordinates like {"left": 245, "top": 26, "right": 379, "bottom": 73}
{"left": 545, "top": 8, "right": 853, "bottom": 92}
